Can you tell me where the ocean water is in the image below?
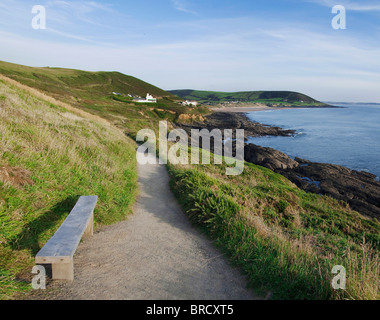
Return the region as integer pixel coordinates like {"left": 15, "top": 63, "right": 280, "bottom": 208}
{"left": 246, "top": 104, "right": 380, "bottom": 179}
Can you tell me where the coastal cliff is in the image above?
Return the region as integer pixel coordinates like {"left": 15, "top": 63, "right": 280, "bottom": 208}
{"left": 176, "top": 112, "right": 380, "bottom": 220}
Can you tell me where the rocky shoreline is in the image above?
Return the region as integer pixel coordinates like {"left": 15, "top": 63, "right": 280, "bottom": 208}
{"left": 178, "top": 112, "right": 297, "bottom": 139}
{"left": 176, "top": 112, "right": 380, "bottom": 220}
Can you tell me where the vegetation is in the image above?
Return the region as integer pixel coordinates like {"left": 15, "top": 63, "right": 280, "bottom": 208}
{"left": 169, "top": 89, "right": 330, "bottom": 106}
{"left": 0, "top": 61, "right": 210, "bottom": 137}
{"left": 0, "top": 60, "right": 378, "bottom": 300}
{"left": 0, "top": 77, "right": 137, "bottom": 299}
{"left": 0, "top": 61, "right": 207, "bottom": 300}
{"left": 167, "top": 150, "right": 380, "bottom": 300}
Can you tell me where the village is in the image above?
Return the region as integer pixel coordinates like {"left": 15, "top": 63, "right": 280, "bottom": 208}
{"left": 112, "top": 92, "right": 199, "bottom": 107}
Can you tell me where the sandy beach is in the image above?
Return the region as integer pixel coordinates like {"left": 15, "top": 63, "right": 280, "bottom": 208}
{"left": 210, "top": 104, "right": 336, "bottom": 113}
{"left": 211, "top": 106, "right": 279, "bottom": 113}
{"left": 210, "top": 104, "right": 293, "bottom": 113}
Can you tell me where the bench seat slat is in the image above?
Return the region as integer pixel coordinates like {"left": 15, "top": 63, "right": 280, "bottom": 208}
{"left": 36, "top": 196, "right": 98, "bottom": 261}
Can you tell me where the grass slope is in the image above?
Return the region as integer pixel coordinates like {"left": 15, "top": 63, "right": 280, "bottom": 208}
{"left": 0, "top": 60, "right": 173, "bottom": 103}
{"left": 0, "top": 61, "right": 210, "bottom": 137}
{"left": 1, "top": 61, "right": 378, "bottom": 300}
{"left": 0, "top": 77, "right": 137, "bottom": 299}
{"left": 169, "top": 89, "right": 328, "bottom": 106}
{"left": 168, "top": 150, "right": 380, "bottom": 300}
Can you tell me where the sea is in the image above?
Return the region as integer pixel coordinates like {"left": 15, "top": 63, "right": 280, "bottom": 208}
{"left": 246, "top": 104, "right": 380, "bottom": 180}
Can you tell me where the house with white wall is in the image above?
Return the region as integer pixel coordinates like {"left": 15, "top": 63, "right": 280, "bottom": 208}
{"left": 133, "top": 93, "right": 157, "bottom": 103}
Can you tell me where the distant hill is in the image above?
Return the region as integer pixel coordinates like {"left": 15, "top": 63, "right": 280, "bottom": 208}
{"left": 0, "top": 60, "right": 177, "bottom": 105}
{"left": 168, "top": 89, "right": 328, "bottom": 106}
{"left": 0, "top": 61, "right": 191, "bottom": 134}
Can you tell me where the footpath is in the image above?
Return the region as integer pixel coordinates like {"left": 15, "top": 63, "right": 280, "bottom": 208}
{"left": 26, "top": 149, "right": 257, "bottom": 300}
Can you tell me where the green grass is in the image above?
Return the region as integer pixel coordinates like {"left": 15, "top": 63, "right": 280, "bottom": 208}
{"left": 167, "top": 154, "right": 380, "bottom": 300}
{"left": 0, "top": 60, "right": 172, "bottom": 101}
{"left": 0, "top": 78, "right": 138, "bottom": 299}
{"left": 1, "top": 60, "right": 378, "bottom": 300}
{"left": 168, "top": 89, "right": 329, "bottom": 106}
{"left": 0, "top": 61, "right": 212, "bottom": 138}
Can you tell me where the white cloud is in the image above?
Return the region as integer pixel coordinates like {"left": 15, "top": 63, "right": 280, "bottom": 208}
{"left": 1, "top": 5, "right": 380, "bottom": 102}
{"left": 3, "top": 15, "right": 380, "bottom": 102}
{"left": 305, "top": 0, "right": 380, "bottom": 11}
{"left": 171, "top": 0, "right": 197, "bottom": 14}
{"left": 0, "top": 0, "right": 125, "bottom": 41}
{"left": 45, "top": 27, "right": 113, "bottom": 45}
{"left": 43, "top": 0, "right": 121, "bottom": 30}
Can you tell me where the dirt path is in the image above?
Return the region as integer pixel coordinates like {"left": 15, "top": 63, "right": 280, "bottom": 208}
{"left": 28, "top": 149, "right": 258, "bottom": 300}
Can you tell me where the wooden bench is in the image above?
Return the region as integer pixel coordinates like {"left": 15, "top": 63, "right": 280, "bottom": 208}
{"left": 35, "top": 196, "right": 98, "bottom": 281}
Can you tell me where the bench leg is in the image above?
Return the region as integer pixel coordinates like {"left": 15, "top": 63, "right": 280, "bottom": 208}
{"left": 52, "top": 261, "right": 74, "bottom": 281}
{"left": 84, "top": 213, "right": 94, "bottom": 237}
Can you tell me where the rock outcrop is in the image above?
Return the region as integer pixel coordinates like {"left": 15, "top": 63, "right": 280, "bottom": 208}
{"left": 244, "top": 144, "right": 299, "bottom": 171}
{"left": 175, "top": 111, "right": 380, "bottom": 219}
{"left": 244, "top": 146, "right": 380, "bottom": 219}
{"left": 278, "top": 158, "right": 380, "bottom": 219}
{"left": 177, "top": 112, "right": 296, "bottom": 139}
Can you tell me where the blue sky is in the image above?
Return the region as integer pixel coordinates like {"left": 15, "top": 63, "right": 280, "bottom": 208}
{"left": 1, "top": 0, "right": 380, "bottom": 102}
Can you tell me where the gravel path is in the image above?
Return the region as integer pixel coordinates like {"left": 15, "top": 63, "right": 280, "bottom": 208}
{"left": 27, "top": 149, "right": 258, "bottom": 300}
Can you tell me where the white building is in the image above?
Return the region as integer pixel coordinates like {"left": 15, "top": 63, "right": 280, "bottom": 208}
{"left": 133, "top": 93, "right": 157, "bottom": 103}
{"left": 182, "top": 100, "right": 198, "bottom": 107}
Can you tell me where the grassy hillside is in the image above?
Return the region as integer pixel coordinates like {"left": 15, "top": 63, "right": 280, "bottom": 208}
{"left": 1, "top": 61, "right": 378, "bottom": 300}
{"left": 0, "top": 61, "right": 209, "bottom": 137}
{"left": 0, "top": 60, "right": 174, "bottom": 102}
{"left": 169, "top": 89, "right": 329, "bottom": 106}
{"left": 168, "top": 150, "right": 380, "bottom": 299}
{"left": 0, "top": 76, "right": 137, "bottom": 299}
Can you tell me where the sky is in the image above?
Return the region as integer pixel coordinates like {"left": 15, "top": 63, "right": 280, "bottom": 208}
{"left": 1, "top": 0, "right": 380, "bottom": 102}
